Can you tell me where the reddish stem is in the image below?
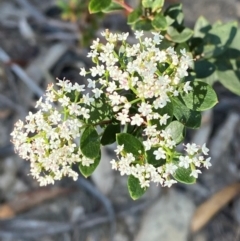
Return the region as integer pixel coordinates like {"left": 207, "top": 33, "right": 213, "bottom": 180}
{"left": 113, "top": 0, "right": 134, "bottom": 13}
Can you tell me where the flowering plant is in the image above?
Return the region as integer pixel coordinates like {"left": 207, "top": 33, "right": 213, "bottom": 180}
{"left": 11, "top": 0, "right": 240, "bottom": 199}
{"left": 11, "top": 29, "right": 217, "bottom": 199}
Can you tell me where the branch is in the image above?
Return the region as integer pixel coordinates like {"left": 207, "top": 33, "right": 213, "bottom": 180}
{"left": 113, "top": 0, "right": 134, "bottom": 13}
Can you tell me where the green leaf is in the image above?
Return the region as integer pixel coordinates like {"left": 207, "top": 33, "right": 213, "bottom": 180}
{"left": 165, "top": 121, "right": 185, "bottom": 144}
{"left": 142, "top": 0, "right": 153, "bottom": 8}
{"left": 133, "top": 19, "right": 153, "bottom": 31}
{"left": 152, "top": 14, "right": 168, "bottom": 30}
{"left": 128, "top": 175, "right": 146, "bottom": 200}
{"left": 80, "top": 126, "right": 100, "bottom": 159}
{"left": 116, "top": 133, "right": 144, "bottom": 157}
{"left": 202, "top": 21, "right": 238, "bottom": 58}
{"left": 79, "top": 153, "right": 101, "bottom": 177}
{"left": 146, "top": 147, "right": 166, "bottom": 167}
{"left": 167, "top": 27, "right": 193, "bottom": 43}
{"left": 217, "top": 70, "right": 240, "bottom": 95}
{"left": 194, "top": 16, "right": 211, "bottom": 38}
{"left": 87, "top": 95, "right": 112, "bottom": 124}
{"left": 89, "top": 0, "right": 111, "bottom": 13}
{"left": 164, "top": 3, "right": 184, "bottom": 26}
{"left": 229, "top": 29, "right": 240, "bottom": 50}
{"left": 194, "top": 59, "right": 216, "bottom": 78}
{"left": 127, "top": 7, "right": 142, "bottom": 24}
{"left": 173, "top": 166, "right": 196, "bottom": 184}
{"left": 102, "top": 1, "right": 124, "bottom": 13}
{"left": 101, "top": 123, "right": 120, "bottom": 145}
{"left": 196, "top": 71, "right": 218, "bottom": 86}
{"left": 171, "top": 96, "right": 201, "bottom": 129}
{"left": 180, "top": 81, "right": 218, "bottom": 111}
{"left": 152, "top": 0, "right": 164, "bottom": 12}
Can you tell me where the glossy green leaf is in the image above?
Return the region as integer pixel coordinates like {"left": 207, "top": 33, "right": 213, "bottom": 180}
{"left": 89, "top": 0, "right": 111, "bottom": 13}
{"left": 229, "top": 29, "right": 240, "bottom": 50}
{"left": 87, "top": 96, "right": 112, "bottom": 124}
{"left": 164, "top": 3, "right": 184, "bottom": 26}
{"left": 152, "top": 0, "right": 164, "bottom": 12}
{"left": 194, "top": 59, "right": 216, "bottom": 78}
{"left": 133, "top": 19, "right": 153, "bottom": 31}
{"left": 171, "top": 96, "right": 201, "bottom": 129}
{"left": 101, "top": 123, "right": 120, "bottom": 145}
{"left": 102, "top": 1, "right": 124, "bottom": 12}
{"left": 152, "top": 14, "right": 168, "bottom": 30}
{"left": 128, "top": 175, "right": 146, "bottom": 200}
{"left": 167, "top": 27, "right": 193, "bottom": 43}
{"left": 127, "top": 7, "right": 142, "bottom": 24}
{"left": 202, "top": 21, "right": 238, "bottom": 58}
{"left": 142, "top": 0, "right": 164, "bottom": 11}
{"left": 180, "top": 81, "right": 218, "bottom": 111}
{"left": 79, "top": 153, "right": 101, "bottom": 177}
{"left": 194, "top": 16, "right": 211, "bottom": 38}
{"left": 116, "top": 133, "right": 144, "bottom": 157}
{"left": 80, "top": 126, "right": 100, "bottom": 159}
{"left": 142, "top": 0, "right": 153, "bottom": 8}
{"left": 217, "top": 70, "right": 240, "bottom": 95}
{"left": 165, "top": 121, "right": 185, "bottom": 144}
{"left": 173, "top": 166, "right": 196, "bottom": 184}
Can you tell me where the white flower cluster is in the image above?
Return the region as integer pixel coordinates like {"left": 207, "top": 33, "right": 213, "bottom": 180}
{"left": 11, "top": 80, "right": 95, "bottom": 186}
{"left": 80, "top": 30, "right": 193, "bottom": 127}
{"left": 11, "top": 30, "right": 212, "bottom": 188}
{"left": 111, "top": 129, "right": 211, "bottom": 188}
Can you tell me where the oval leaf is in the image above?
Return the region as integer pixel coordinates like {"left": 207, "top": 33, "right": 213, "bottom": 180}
{"left": 128, "top": 175, "right": 147, "bottom": 200}
{"left": 102, "top": 2, "right": 124, "bottom": 13}
{"left": 127, "top": 8, "right": 142, "bottom": 24}
{"left": 116, "top": 133, "right": 144, "bottom": 157}
{"left": 80, "top": 126, "right": 100, "bottom": 159}
{"left": 180, "top": 81, "right": 218, "bottom": 111}
{"left": 152, "top": 14, "right": 168, "bottom": 31}
{"left": 79, "top": 153, "right": 101, "bottom": 178}
{"left": 173, "top": 166, "right": 196, "bottom": 184}
{"left": 194, "top": 60, "right": 215, "bottom": 79}
{"left": 217, "top": 70, "right": 240, "bottom": 96}
{"left": 171, "top": 96, "right": 201, "bottom": 129}
{"left": 165, "top": 121, "right": 185, "bottom": 144}
{"left": 89, "top": 0, "right": 111, "bottom": 13}
{"left": 167, "top": 27, "right": 193, "bottom": 43}
{"left": 101, "top": 123, "right": 120, "bottom": 146}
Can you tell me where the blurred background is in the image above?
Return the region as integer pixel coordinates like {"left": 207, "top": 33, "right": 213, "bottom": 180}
{"left": 0, "top": 0, "right": 240, "bottom": 241}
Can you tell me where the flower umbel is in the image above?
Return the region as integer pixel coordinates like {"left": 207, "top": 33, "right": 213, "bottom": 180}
{"left": 11, "top": 31, "right": 211, "bottom": 192}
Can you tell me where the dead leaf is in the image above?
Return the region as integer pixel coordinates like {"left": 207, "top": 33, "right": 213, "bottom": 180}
{"left": 191, "top": 183, "right": 240, "bottom": 233}
{"left": 0, "top": 187, "right": 75, "bottom": 219}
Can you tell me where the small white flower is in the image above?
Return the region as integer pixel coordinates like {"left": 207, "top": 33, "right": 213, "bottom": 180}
{"left": 165, "top": 163, "right": 177, "bottom": 175}
{"left": 185, "top": 143, "right": 199, "bottom": 155}
{"left": 164, "top": 179, "right": 177, "bottom": 187}
{"left": 131, "top": 114, "right": 144, "bottom": 126}
{"left": 183, "top": 81, "right": 193, "bottom": 94}
{"left": 203, "top": 157, "right": 212, "bottom": 169}
{"left": 202, "top": 143, "right": 209, "bottom": 155}
{"left": 134, "top": 30, "right": 144, "bottom": 39}
{"left": 190, "top": 169, "right": 202, "bottom": 178}
{"left": 110, "top": 159, "right": 118, "bottom": 170}
{"left": 79, "top": 67, "right": 87, "bottom": 76}
{"left": 179, "top": 156, "right": 192, "bottom": 169}
{"left": 160, "top": 114, "right": 170, "bottom": 126}
{"left": 115, "top": 145, "right": 124, "bottom": 155}
{"left": 153, "top": 147, "right": 166, "bottom": 160}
